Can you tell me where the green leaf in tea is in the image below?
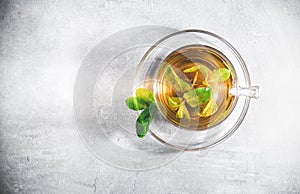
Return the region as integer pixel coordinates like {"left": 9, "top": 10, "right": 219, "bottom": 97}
{"left": 125, "top": 97, "right": 147, "bottom": 111}
{"left": 183, "top": 66, "right": 199, "bottom": 73}
{"left": 176, "top": 102, "right": 190, "bottom": 120}
{"left": 184, "top": 64, "right": 210, "bottom": 80}
{"left": 167, "top": 96, "right": 182, "bottom": 110}
{"left": 182, "top": 103, "right": 190, "bottom": 120}
{"left": 183, "top": 90, "right": 200, "bottom": 108}
{"left": 210, "top": 68, "right": 231, "bottom": 82}
{"left": 135, "top": 88, "right": 154, "bottom": 105}
{"left": 198, "top": 65, "right": 210, "bottom": 80}
{"left": 195, "top": 87, "right": 212, "bottom": 104}
{"left": 175, "top": 105, "right": 183, "bottom": 119}
{"left": 164, "top": 65, "right": 192, "bottom": 92}
{"left": 136, "top": 103, "right": 157, "bottom": 138}
{"left": 198, "top": 98, "right": 218, "bottom": 117}
{"left": 183, "top": 87, "right": 212, "bottom": 107}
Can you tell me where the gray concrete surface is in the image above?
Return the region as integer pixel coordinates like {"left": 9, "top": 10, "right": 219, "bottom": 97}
{"left": 1, "top": 0, "right": 300, "bottom": 193}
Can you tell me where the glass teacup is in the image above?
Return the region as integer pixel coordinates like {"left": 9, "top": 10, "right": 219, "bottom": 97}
{"left": 134, "top": 29, "right": 259, "bottom": 151}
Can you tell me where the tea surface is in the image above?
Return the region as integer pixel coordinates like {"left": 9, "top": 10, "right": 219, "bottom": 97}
{"left": 156, "top": 45, "right": 235, "bottom": 130}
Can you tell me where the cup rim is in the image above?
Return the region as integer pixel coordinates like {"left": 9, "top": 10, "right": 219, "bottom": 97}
{"left": 137, "top": 29, "right": 252, "bottom": 151}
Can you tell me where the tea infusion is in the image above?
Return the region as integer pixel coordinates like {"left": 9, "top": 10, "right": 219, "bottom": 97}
{"left": 155, "top": 45, "right": 235, "bottom": 130}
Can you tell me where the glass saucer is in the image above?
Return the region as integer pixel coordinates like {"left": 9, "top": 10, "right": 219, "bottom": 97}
{"left": 73, "top": 26, "right": 185, "bottom": 170}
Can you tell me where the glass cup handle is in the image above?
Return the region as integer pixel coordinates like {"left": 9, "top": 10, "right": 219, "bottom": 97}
{"left": 229, "top": 86, "right": 260, "bottom": 99}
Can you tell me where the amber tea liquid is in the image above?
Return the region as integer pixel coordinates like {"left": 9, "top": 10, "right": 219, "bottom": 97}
{"left": 155, "top": 45, "right": 236, "bottom": 130}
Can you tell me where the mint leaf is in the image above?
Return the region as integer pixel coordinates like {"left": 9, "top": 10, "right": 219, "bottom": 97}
{"left": 210, "top": 68, "right": 231, "bottom": 82}
{"left": 135, "top": 88, "right": 154, "bottom": 105}
{"left": 195, "top": 87, "right": 212, "bottom": 104}
{"left": 176, "top": 102, "right": 190, "bottom": 120}
{"left": 136, "top": 103, "right": 157, "bottom": 138}
{"left": 167, "top": 97, "right": 182, "bottom": 110}
{"left": 183, "top": 66, "right": 199, "bottom": 73}
{"left": 125, "top": 97, "right": 147, "bottom": 110}
{"left": 183, "top": 90, "right": 200, "bottom": 108}
{"left": 183, "top": 87, "right": 212, "bottom": 106}
{"left": 164, "top": 65, "right": 192, "bottom": 92}
{"left": 182, "top": 103, "right": 190, "bottom": 120}
{"left": 136, "top": 117, "right": 150, "bottom": 138}
{"left": 198, "top": 65, "right": 210, "bottom": 80}
{"left": 176, "top": 103, "right": 183, "bottom": 119}
{"left": 198, "top": 98, "right": 218, "bottom": 117}
{"left": 184, "top": 65, "right": 210, "bottom": 80}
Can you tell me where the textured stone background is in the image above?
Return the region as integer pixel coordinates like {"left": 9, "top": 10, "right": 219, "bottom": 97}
{"left": 1, "top": 0, "right": 300, "bottom": 193}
